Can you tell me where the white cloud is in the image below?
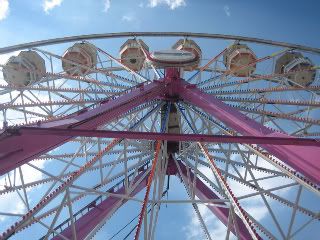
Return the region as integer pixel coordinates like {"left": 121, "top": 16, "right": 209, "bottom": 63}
{"left": 182, "top": 153, "right": 294, "bottom": 239}
{"left": 224, "top": 5, "right": 231, "bottom": 17}
{"left": 0, "top": 161, "right": 47, "bottom": 192}
{"left": 148, "top": 0, "right": 186, "bottom": 10}
{"left": 0, "top": 193, "right": 25, "bottom": 222}
{"left": 121, "top": 15, "right": 134, "bottom": 22}
{"left": 0, "top": 0, "right": 9, "bottom": 21}
{"left": 121, "top": 13, "right": 141, "bottom": 29}
{"left": 0, "top": 51, "right": 19, "bottom": 65}
{"left": 0, "top": 160, "right": 47, "bottom": 223}
{"left": 183, "top": 203, "right": 236, "bottom": 239}
{"left": 43, "top": 0, "right": 63, "bottom": 14}
{"left": 103, "top": 0, "right": 111, "bottom": 12}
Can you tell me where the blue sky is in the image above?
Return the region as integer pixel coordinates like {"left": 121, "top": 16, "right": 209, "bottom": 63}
{"left": 0, "top": 0, "right": 320, "bottom": 47}
{"left": 0, "top": 0, "right": 320, "bottom": 239}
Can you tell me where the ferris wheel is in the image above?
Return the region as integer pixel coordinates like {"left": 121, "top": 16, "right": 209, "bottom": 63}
{"left": 0, "top": 32, "right": 319, "bottom": 240}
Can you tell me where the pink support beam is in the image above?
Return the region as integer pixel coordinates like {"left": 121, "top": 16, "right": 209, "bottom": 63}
{"left": 52, "top": 170, "right": 148, "bottom": 240}
{"left": 179, "top": 80, "right": 320, "bottom": 184}
{"left": 174, "top": 160, "right": 257, "bottom": 240}
{"left": 0, "top": 81, "right": 165, "bottom": 175}
{"left": 13, "top": 127, "right": 320, "bottom": 147}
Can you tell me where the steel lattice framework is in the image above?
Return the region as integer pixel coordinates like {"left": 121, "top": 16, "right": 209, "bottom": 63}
{"left": 0, "top": 32, "right": 319, "bottom": 240}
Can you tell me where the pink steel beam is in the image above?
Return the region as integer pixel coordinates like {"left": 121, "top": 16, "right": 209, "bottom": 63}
{"left": 134, "top": 140, "right": 162, "bottom": 240}
{"left": 52, "top": 170, "right": 148, "bottom": 240}
{"left": 179, "top": 80, "right": 320, "bottom": 184}
{"left": 174, "top": 160, "right": 258, "bottom": 240}
{"left": 14, "top": 127, "right": 320, "bottom": 147}
{"left": 0, "top": 81, "right": 165, "bottom": 175}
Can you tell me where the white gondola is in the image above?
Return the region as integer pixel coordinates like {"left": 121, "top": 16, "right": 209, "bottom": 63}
{"left": 223, "top": 43, "right": 257, "bottom": 77}
{"left": 2, "top": 51, "right": 46, "bottom": 87}
{"left": 62, "top": 42, "right": 97, "bottom": 76}
{"left": 275, "top": 52, "right": 316, "bottom": 86}
{"left": 119, "top": 39, "right": 148, "bottom": 71}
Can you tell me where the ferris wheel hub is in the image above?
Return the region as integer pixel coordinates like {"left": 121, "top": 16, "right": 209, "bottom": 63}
{"left": 148, "top": 49, "right": 199, "bottom": 68}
